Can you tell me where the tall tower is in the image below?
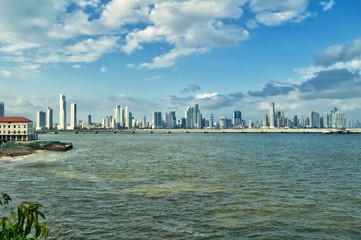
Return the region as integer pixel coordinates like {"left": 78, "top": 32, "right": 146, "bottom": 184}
{"left": 113, "top": 105, "right": 120, "bottom": 129}
{"left": 0, "top": 102, "right": 4, "bottom": 117}
{"left": 70, "top": 102, "right": 77, "bottom": 130}
{"left": 36, "top": 111, "right": 46, "bottom": 130}
{"left": 46, "top": 107, "right": 53, "bottom": 129}
{"left": 125, "top": 106, "right": 130, "bottom": 129}
{"left": 120, "top": 108, "right": 124, "bottom": 128}
{"left": 59, "top": 94, "right": 66, "bottom": 130}
{"left": 269, "top": 102, "right": 275, "bottom": 128}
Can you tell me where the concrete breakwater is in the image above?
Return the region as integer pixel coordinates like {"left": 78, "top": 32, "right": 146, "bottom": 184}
{"left": 42, "top": 128, "right": 361, "bottom": 134}
{"left": 0, "top": 141, "right": 73, "bottom": 158}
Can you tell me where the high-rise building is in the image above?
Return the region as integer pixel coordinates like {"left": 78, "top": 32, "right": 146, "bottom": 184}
{"left": 46, "top": 107, "right": 53, "bottom": 129}
{"left": 125, "top": 106, "right": 131, "bottom": 129}
{"left": 0, "top": 102, "right": 4, "bottom": 117}
{"left": 170, "top": 111, "right": 176, "bottom": 129}
{"left": 152, "top": 111, "right": 162, "bottom": 129}
{"left": 263, "top": 114, "right": 268, "bottom": 128}
{"left": 88, "top": 115, "right": 92, "bottom": 125}
{"left": 36, "top": 111, "right": 46, "bottom": 130}
{"left": 59, "top": 94, "right": 66, "bottom": 130}
{"left": 233, "top": 110, "right": 242, "bottom": 128}
{"left": 185, "top": 106, "right": 194, "bottom": 129}
{"left": 269, "top": 102, "right": 275, "bottom": 128}
{"left": 70, "top": 102, "right": 77, "bottom": 130}
{"left": 113, "top": 105, "right": 120, "bottom": 129}
{"left": 309, "top": 110, "right": 320, "bottom": 128}
{"left": 196, "top": 111, "right": 202, "bottom": 129}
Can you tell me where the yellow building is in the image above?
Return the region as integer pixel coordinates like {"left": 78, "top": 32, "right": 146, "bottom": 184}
{"left": 0, "top": 117, "right": 38, "bottom": 142}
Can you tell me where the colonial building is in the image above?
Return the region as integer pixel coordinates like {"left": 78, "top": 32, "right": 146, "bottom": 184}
{"left": 0, "top": 117, "right": 38, "bottom": 142}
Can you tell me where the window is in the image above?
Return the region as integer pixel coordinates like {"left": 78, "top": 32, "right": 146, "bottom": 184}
{"left": 8, "top": 125, "right": 10, "bottom": 128}
{"left": 24, "top": 130, "right": 27, "bottom": 134}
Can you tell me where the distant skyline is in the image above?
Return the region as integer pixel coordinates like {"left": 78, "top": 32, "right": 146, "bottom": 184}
{"left": 1, "top": 0, "right": 361, "bottom": 122}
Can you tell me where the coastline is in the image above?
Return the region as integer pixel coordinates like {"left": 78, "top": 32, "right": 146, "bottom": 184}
{"left": 0, "top": 150, "right": 41, "bottom": 162}
{"left": 0, "top": 141, "right": 73, "bottom": 160}
{"left": 41, "top": 128, "right": 361, "bottom": 134}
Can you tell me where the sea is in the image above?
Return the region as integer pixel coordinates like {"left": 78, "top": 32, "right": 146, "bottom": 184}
{"left": 1, "top": 132, "right": 360, "bottom": 239}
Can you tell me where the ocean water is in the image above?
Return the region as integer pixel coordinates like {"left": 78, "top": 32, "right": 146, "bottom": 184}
{"left": 1, "top": 132, "right": 360, "bottom": 239}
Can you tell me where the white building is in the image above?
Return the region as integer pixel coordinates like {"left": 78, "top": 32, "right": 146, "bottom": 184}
{"left": 185, "top": 106, "right": 194, "bottom": 129}
{"left": 70, "top": 102, "right": 77, "bottom": 130}
{"left": 36, "top": 111, "right": 46, "bottom": 130}
{"left": 113, "top": 105, "right": 120, "bottom": 129}
{"left": 59, "top": 94, "right": 66, "bottom": 130}
{"left": 125, "top": 106, "right": 131, "bottom": 129}
{"left": 46, "top": 107, "right": 53, "bottom": 129}
{"left": 0, "top": 117, "right": 38, "bottom": 142}
{"left": 269, "top": 102, "right": 275, "bottom": 128}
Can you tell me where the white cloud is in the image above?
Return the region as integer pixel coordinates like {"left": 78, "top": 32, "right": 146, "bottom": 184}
{"left": 1, "top": 70, "right": 12, "bottom": 78}
{"left": 19, "top": 64, "right": 41, "bottom": 71}
{"left": 247, "top": 0, "right": 311, "bottom": 26}
{"left": 100, "top": 67, "right": 107, "bottom": 72}
{"left": 72, "top": 64, "right": 84, "bottom": 69}
{"left": 320, "top": 0, "right": 335, "bottom": 11}
{"left": 122, "top": 0, "right": 248, "bottom": 68}
{"left": 0, "top": 0, "right": 331, "bottom": 71}
{"left": 39, "top": 36, "right": 120, "bottom": 63}
{"left": 139, "top": 47, "right": 209, "bottom": 69}
{"left": 196, "top": 92, "right": 219, "bottom": 100}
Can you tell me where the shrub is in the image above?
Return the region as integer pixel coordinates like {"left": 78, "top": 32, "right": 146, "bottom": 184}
{"left": 0, "top": 193, "right": 48, "bottom": 240}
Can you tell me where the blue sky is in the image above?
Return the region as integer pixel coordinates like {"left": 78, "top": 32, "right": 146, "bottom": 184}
{"left": 1, "top": 0, "right": 361, "bottom": 124}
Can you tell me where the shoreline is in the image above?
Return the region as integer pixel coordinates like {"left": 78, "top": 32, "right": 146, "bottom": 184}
{"left": 0, "top": 150, "right": 41, "bottom": 162}
{"left": 0, "top": 141, "right": 73, "bottom": 160}
{"left": 40, "top": 128, "right": 361, "bottom": 134}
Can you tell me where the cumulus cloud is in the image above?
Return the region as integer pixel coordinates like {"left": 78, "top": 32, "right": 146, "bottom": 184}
{"left": 248, "top": 82, "right": 297, "bottom": 97}
{"left": 247, "top": 0, "right": 311, "bottom": 26}
{"left": 314, "top": 38, "right": 361, "bottom": 67}
{"left": 0, "top": 0, "right": 331, "bottom": 71}
{"left": 180, "top": 84, "right": 201, "bottom": 94}
{"left": 298, "top": 68, "right": 361, "bottom": 94}
{"left": 320, "top": 0, "right": 335, "bottom": 11}
{"left": 1, "top": 70, "right": 12, "bottom": 78}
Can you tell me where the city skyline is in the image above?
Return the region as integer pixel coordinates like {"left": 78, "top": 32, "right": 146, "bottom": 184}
{"left": 1, "top": 1, "right": 361, "bottom": 122}
{"left": 3, "top": 96, "right": 355, "bottom": 129}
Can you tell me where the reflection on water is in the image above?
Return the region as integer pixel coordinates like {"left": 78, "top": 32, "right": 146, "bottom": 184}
{"left": 1, "top": 133, "right": 360, "bottom": 239}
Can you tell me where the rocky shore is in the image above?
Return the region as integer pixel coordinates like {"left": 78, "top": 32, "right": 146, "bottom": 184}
{"left": 0, "top": 141, "right": 73, "bottom": 158}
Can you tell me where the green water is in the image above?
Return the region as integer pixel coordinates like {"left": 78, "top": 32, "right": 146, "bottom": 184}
{"left": 1, "top": 133, "right": 360, "bottom": 239}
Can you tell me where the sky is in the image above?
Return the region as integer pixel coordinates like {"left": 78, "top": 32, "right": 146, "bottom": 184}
{"left": 1, "top": 0, "right": 361, "bottom": 124}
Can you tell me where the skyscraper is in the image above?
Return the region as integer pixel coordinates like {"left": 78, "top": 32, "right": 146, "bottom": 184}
{"left": 120, "top": 108, "right": 124, "bottom": 128}
{"left": 185, "top": 106, "right": 194, "bottom": 129}
{"left": 152, "top": 111, "right": 162, "bottom": 129}
{"left": 36, "top": 111, "right": 46, "bottom": 130}
{"left": 0, "top": 102, "right": 4, "bottom": 117}
{"left": 46, "top": 107, "right": 53, "bottom": 129}
{"left": 70, "top": 102, "right": 77, "bottom": 130}
{"left": 59, "top": 94, "right": 66, "bottom": 130}
{"left": 233, "top": 110, "right": 242, "bottom": 128}
{"left": 113, "top": 105, "right": 120, "bottom": 128}
{"left": 125, "top": 106, "right": 130, "bottom": 129}
{"left": 269, "top": 102, "right": 275, "bottom": 128}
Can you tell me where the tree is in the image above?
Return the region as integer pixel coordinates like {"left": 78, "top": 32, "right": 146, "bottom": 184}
{"left": 0, "top": 193, "right": 49, "bottom": 240}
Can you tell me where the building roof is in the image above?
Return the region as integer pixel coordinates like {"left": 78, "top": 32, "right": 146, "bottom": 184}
{"left": 0, "top": 116, "right": 33, "bottom": 123}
